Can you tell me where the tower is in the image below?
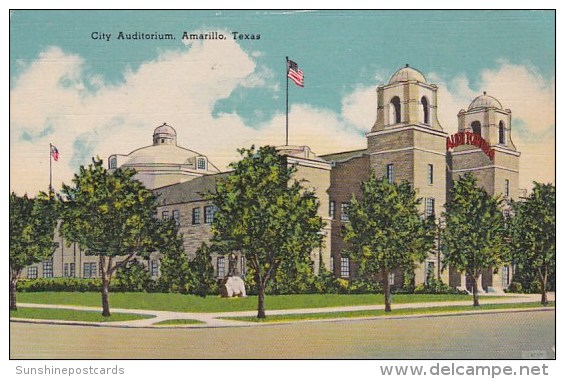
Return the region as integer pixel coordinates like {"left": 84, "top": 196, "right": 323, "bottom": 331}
{"left": 448, "top": 92, "right": 520, "bottom": 293}
{"left": 449, "top": 92, "right": 520, "bottom": 200}
{"left": 367, "top": 65, "right": 448, "bottom": 221}
{"left": 366, "top": 65, "right": 449, "bottom": 285}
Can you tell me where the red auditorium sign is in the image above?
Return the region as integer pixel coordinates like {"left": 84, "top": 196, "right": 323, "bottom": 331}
{"left": 446, "top": 132, "right": 495, "bottom": 161}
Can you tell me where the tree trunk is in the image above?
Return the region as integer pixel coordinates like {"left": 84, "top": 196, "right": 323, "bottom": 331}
{"left": 539, "top": 267, "right": 548, "bottom": 306}
{"left": 472, "top": 275, "right": 480, "bottom": 307}
{"left": 9, "top": 270, "right": 19, "bottom": 311}
{"left": 383, "top": 270, "right": 392, "bottom": 312}
{"left": 257, "top": 281, "right": 266, "bottom": 319}
{"left": 100, "top": 256, "right": 111, "bottom": 317}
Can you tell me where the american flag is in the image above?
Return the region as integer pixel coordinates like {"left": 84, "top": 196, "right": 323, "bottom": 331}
{"left": 50, "top": 144, "right": 59, "bottom": 161}
{"left": 287, "top": 59, "right": 304, "bottom": 87}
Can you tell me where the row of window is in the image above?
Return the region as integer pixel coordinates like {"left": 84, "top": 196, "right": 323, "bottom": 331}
{"left": 389, "top": 96, "right": 430, "bottom": 125}
{"left": 29, "top": 260, "right": 159, "bottom": 278}
{"left": 109, "top": 157, "right": 208, "bottom": 170}
{"left": 329, "top": 196, "right": 436, "bottom": 221}
{"left": 161, "top": 205, "right": 218, "bottom": 226}
{"left": 470, "top": 121, "right": 507, "bottom": 145}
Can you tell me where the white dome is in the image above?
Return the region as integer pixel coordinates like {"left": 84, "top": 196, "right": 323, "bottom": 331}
{"left": 389, "top": 65, "right": 427, "bottom": 84}
{"left": 468, "top": 92, "right": 503, "bottom": 111}
{"left": 124, "top": 144, "right": 200, "bottom": 165}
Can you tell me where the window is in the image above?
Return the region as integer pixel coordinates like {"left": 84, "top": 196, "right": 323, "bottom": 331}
{"left": 192, "top": 207, "right": 201, "bottom": 225}
{"left": 390, "top": 96, "right": 401, "bottom": 124}
{"left": 503, "top": 209, "right": 510, "bottom": 219}
{"left": 330, "top": 256, "right": 334, "bottom": 272}
{"left": 197, "top": 157, "right": 207, "bottom": 170}
{"left": 427, "top": 164, "right": 434, "bottom": 185}
{"left": 504, "top": 179, "right": 510, "bottom": 198}
{"left": 421, "top": 96, "right": 430, "bottom": 124}
{"left": 162, "top": 210, "right": 170, "bottom": 220}
{"left": 240, "top": 256, "right": 246, "bottom": 275}
{"left": 425, "top": 198, "right": 435, "bottom": 219}
{"left": 109, "top": 157, "right": 117, "bottom": 169}
{"left": 83, "top": 262, "right": 97, "bottom": 278}
{"left": 388, "top": 272, "right": 395, "bottom": 286}
{"left": 64, "top": 263, "right": 69, "bottom": 277}
{"left": 70, "top": 263, "right": 75, "bottom": 277}
{"left": 471, "top": 121, "right": 481, "bottom": 136}
{"left": 502, "top": 266, "right": 510, "bottom": 287}
{"left": 43, "top": 260, "right": 53, "bottom": 278}
{"left": 217, "top": 256, "right": 225, "bottom": 278}
{"left": 329, "top": 200, "right": 336, "bottom": 219}
{"left": 28, "top": 267, "right": 38, "bottom": 279}
{"left": 150, "top": 260, "right": 159, "bottom": 278}
{"left": 425, "top": 261, "right": 435, "bottom": 285}
{"left": 386, "top": 164, "right": 394, "bottom": 183}
{"left": 499, "top": 121, "right": 505, "bottom": 144}
{"left": 340, "top": 257, "right": 350, "bottom": 278}
{"left": 340, "top": 203, "right": 349, "bottom": 222}
{"left": 204, "top": 205, "right": 216, "bottom": 224}
{"left": 172, "top": 210, "right": 180, "bottom": 225}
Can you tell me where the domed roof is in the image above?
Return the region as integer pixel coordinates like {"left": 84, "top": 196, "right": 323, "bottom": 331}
{"left": 389, "top": 64, "right": 427, "bottom": 84}
{"left": 125, "top": 144, "right": 200, "bottom": 165}
{"left": 468, "top": 92, "right": 503, "bottom": 111}
{"left": 154, "top": 123, "right": 177, "bottom": 137}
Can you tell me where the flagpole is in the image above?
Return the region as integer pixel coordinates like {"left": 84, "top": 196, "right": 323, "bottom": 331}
{"left": 49, "top": 143, "right": 53, "bottom": 198}
{"left": 285, "top": 56, "right": 289, "bottom": 146}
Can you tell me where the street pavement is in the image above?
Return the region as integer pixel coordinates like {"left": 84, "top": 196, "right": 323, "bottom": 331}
{"left": 11, "top": 292, "right": 554, "bottom": 328}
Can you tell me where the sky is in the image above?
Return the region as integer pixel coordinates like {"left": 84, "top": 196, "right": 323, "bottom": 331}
{"left": 9, "top": 10, "right": 556, "bottom": 195}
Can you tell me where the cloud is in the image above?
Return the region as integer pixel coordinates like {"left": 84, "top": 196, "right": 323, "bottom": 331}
{"left": 10, "top": 44, "right": 554, "bottom": 196}
{"left": 9, "top": 40, "right": 365, "bottom": 195}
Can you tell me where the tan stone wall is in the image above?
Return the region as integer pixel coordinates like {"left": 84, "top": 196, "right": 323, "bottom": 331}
{"left": 327, "top": 155, "right": 370, "bottom": 277}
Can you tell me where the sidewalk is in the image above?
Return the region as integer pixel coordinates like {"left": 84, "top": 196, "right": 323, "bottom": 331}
{"left": 12, "top": 292, "right": 554, "bottom": 329}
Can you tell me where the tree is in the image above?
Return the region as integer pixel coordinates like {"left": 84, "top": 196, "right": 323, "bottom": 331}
{"left": 208, "top": 146, "right": 323, "bottom": 318}
{"left": 158, "top": 234, "right": 193, "bottom": 294}
{"left": 9, "top": 192, "right": 58, "bottom": 310}
{"left": 343, "top": 173, "right": 435, "bottom": 312}
{"left": 59, "top": 158, "right": 177, "bottom": 316}
{"left": 442, "top": 173, "right": 509, "bottom": 307}
{"left": 189, "top": 243, "right": 217, "bottom": 297}
{"left": 510, "top": 182, "right": 555, "bottom": 305}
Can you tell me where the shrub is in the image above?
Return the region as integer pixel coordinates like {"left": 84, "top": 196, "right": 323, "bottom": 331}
{"left": 414, "top": 278, "right": 462, "bottom": 294}
{"left": 112, "top": 259, "right": 153, "bottom": 292}
{"left": 17, "top": 277, "right": 101, "bottom": 292}
{"left": 347, "top": 278, "right": 383, "bottom": 294}
{"left": 506, "top": 281, "right": 523, "bottom": 293}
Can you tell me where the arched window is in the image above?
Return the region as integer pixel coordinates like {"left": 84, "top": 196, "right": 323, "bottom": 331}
{"left": 109, "top": 157, "right": 117, "bottom": 169}
{"left": 421, "top": 96, "right": 430, "bottom": 124}
{"left": 390, "top": 96, "right": 401, "bottom": 124}
{"left": 498, "top": 121, "right": 505, "bottom": 144}
{"left": 471, "top": 121, "right": 481, "bottom": 136}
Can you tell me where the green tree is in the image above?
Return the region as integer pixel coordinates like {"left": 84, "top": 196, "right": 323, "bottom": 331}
{"left": 510, "top": 182, "right": 555, "bottom": 305}
{"left": 442, "top": 173, "right": 509, "bottom": 307}
{"left": 343, "top": 173, "right": 436, "bottom": 312}
{"left": 9, "top": 192, "right": 58, "bottom": 310}
{"left": 189, "top": 242, "right": 217, "bottom": 297}
{"left": 112, "top": 258, "right": 152, "bottom": 292}
{"left": 208, "top": 146, "right": 323, "bottom": 318}
{"left": 60, "top": 158, "right": 177, "bottom": 316}
{"left": 158, "top": 234, "right": 193, "bottom": 294}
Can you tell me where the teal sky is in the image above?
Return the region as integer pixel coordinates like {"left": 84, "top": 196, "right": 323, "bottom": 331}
{"left": 9, "top": 10, "right": 556, "bottom": 194}
{"left": 10, "top": 10, "right": 555, "bottom": 124}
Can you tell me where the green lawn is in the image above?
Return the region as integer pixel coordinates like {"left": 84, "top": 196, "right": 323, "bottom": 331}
{"left": 10, "top": 307, "right": 155, "bottom": 322}
{"left": 16, "top": 292, "right": 500, "bottom": 313}
{"left": 153, "top": 319, "right": 205, "bottom": 326}
{"left": 222, "top": 302, "right": 555, "bottom": 323}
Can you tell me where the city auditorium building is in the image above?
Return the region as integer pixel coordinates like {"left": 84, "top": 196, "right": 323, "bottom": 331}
{"left": 24, "top": 65, "right": 520, "bottom": 293}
